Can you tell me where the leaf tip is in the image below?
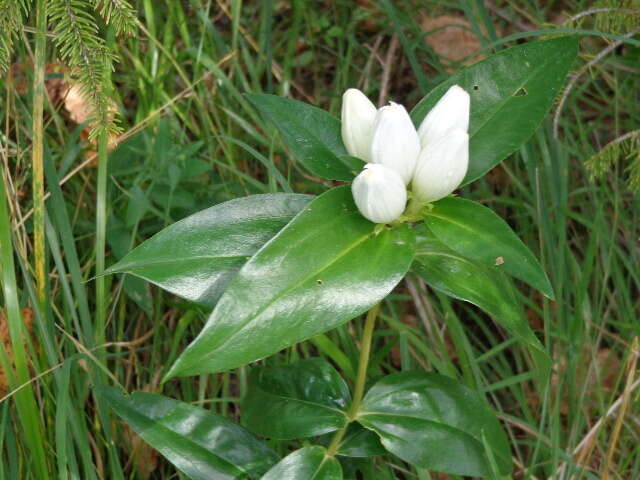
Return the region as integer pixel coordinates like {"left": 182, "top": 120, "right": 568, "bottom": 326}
{"left": 161, "top": 367, "right": 179, "bottom": 384}
{"left": 540, "top": 276, "right": 555, "bottom": 300}
{"left": 163, "top": 353, "right": 201, "bottom": 382}
{"left": 102, "top": 260, "right": 128, "bottom": 277}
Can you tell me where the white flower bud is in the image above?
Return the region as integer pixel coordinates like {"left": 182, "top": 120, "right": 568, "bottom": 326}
{"left": 412, "top": 128, "right": 469, "bottom": 204}
{"left": 352, "top": 164, "right": 407, "bottom": 223}
{"left": 417, "top": 85, "right": 470, "bottom": 148}
{"left": 341, "top": 89, "right": 377, "bottom": 162}
{"left": 370, "top": 102, "right": 420, "bottom": 185}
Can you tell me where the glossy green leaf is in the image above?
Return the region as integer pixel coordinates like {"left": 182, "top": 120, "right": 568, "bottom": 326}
{"left": 242, "top": 359, "right": 350, "bottom": 439}
{"left": 261, "top": 447, "right": 342, "bottom": 480}
{"left": 411, "top": 36, "right": 579, "bottom": 184}
{"left": 412, "top": 227, "right": 544, "bottom": 353}
{"left": 106, "top": 216, "right": 153, "bottom": 314}
{"left": 98, "top": 387, "right": 278, "bottom": 480}
{"left": 105, "top": 194, "right": 312, "bottom": 307}
{"left": 166, "top": 186, "right": 416, "bottom": 378}
{"left": 358, "top": 372, "right": 512, "bottom": 477}
{"left": 336, "top": 424, "right": 386, "bottom": 458}
{"left": 425, "top": 196, "right": 554, "bottom": 298}
{"left": 247, "top": 93, "right": 363, "bottom": 181}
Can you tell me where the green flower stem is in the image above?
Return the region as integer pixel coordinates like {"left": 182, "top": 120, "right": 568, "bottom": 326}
{"left": 390, "top": 196, "right": 430, "bottom": 227}
{"left": 404, "top": 197, "right": 426, "bottom": 220}
{"left": 326, "top": 302, "right": 380, "bottom": 456}
{"left": 32, "top": 0, "right": 47, "bottom": 308}
{"left": 349, "top": 302, "right": 380, "bottom": 416}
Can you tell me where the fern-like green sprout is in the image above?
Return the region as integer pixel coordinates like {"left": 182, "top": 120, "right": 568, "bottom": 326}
{"left": 628, "top": 151, "right": 640, "bottom": 193}
{"left": 49, "top": 0, "right": 117, "bottom": 137}
{"left": 1, "top": 0, "right": 136, "bottom": 137}
{"left": 593, "top": 0, "right": 640, "bottom": 34}
{"left": 586, "top": 131, "right": 640, "bottom": 193}
{"left": 0, "top": 0, "right": 32, "bottom": 72}
{"left": 92, "top": 0, "right": 137, "bottom": 36}
{"left": 47, "top": 0, "right": 136, "bottom": 138}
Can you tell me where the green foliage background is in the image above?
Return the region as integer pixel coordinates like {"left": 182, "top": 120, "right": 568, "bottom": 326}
{"left": 0, "top": 0, "right": 639, "bottom": 478}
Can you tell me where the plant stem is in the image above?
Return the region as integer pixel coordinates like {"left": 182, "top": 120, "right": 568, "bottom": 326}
{"left": 95, "top": 30, "right": 115, "bottom": 347}
{"left": 95, "top": 129, "right": 108, "bottom": 345}
{"left": 349, "top": 302, "right": 380, "bottom": 416}
{"left": 32, "top": 0, "right": 47, "bottom": 309}
{"left": 93, "top": 33, "right": 126, "bottom": 479}
{"left": 326, "top": 302, "right": 380, "bottom": 456}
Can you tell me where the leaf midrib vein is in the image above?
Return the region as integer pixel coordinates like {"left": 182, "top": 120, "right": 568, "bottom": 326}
{"left": 258, "top": 97, "right": 348, "bottom": 167}
{"left": 360, "top": 411, "right": 511, "bottom": 466}
{"left": 469, "top": 56, "right": 561, "bottom": 138}
{"left": 110, "top": 254, "right": 249, "bottom": 271}
{"left": 415, "top": 247, "right": 477, "bottom": 265}
{"left": 258, "top": 389, "right": 347, "bottom": 416}
{"left": 360, "top": 410, "right": 481, "bottom": 442}
{"left": 140, "top": 417, "right": 246, "bottom": 476}
{"left": 426, "top": 212, "right": 530, "bottom": 260}
{"left": 201, "top": 228, "right": 373, "bottom": 363}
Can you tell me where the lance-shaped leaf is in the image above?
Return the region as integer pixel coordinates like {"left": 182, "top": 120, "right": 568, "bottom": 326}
{"left": 411, "top": 36, "right": 579, "bottom": 184}
{"left": 247, "top": 93, "right": 363, "bottom": 181}
{"left": 261, "top": 447, "right": 342, "bottom": 480}
{"left": 98, "top": 387, "right": 278, "bottom": 480}
{"left": 166, "top": 186, "right": 416, "bottom": 378}
{"left": 105, "top": 194, "right": 313, "bottom": 307}
{"left": 242, "top": 359, "right": 350, "bottom": 439}
{"left": 358, "top": 372, "right": 512, "bottom": 477}
{"left": 412, "top": 227, "right": 545, "bottom": 357}
{"left": 424, "top": 196, "right": 554, "bottom": 298}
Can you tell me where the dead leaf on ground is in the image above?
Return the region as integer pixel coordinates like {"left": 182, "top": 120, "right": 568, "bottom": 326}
{"left": 9, "top": 62, "right": 119, "bottom": 165}
{"left": 122, "top": 424, "right": 159, "bottom": 478}
{"left": 485, "top": 164, "right": 511, "bottom": 190}
{"left": 390, "top": 311, "right": 419, "bottom": 368}
{"left": 64, "top": 83, "right": 96, "bottom": 125}
{"left": 62, "top": 83, "right": 119, "bottom": 164}
{"left": 9, "top": 62, "right": 68, "bottom": 100}
{"left": 121, "top": 381, "right": 160, "bottom": 478}
{"left": 0, "top": 308, "right": 34, "bottom": 395}
{"left": 421, "top": 15, "right": 483, "bottom": 73}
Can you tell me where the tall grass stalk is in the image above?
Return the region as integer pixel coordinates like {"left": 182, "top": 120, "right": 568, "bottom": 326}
{"left": 0, "top": 153, "right": 49, "bottom": 479}
{"left": 95, "top": 128, "right": 109, "bottom": 346}
{"left": 31, "top": 0, "right": 46, "bottom": 308}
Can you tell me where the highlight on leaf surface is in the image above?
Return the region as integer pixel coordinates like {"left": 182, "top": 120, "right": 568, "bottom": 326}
{"left": 165, "top": 186, "right": 416, "bottom": 378}
{"left": 357, "top": 371, "right": 513, "bottom": 477}
{"left": 98, "top": 387, "right": 279, "bottom": 480}
{"left": 411, "top": 35, "right": 579, "bottom": 184}
{"left": 242, "top": 359, "right": 351, "bottom": 439}
{"left": 105, "top": 193, "right": 313, "bottom": 307}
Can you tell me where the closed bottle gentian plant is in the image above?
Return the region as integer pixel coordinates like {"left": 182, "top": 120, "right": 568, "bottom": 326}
{"left": 101, "top": 36, "right": 579, "bottom": 479}
{"left": 345, "top": 84, "right": 470, "bottom": 223}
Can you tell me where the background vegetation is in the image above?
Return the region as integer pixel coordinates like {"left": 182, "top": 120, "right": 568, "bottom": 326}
{"left": 0, "top": 0, "right": 639, "bottom": 478}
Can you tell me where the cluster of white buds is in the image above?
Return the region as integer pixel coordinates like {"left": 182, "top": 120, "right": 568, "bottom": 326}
{"left": 343, "top": 86, "right": 470, "bottom": 224}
